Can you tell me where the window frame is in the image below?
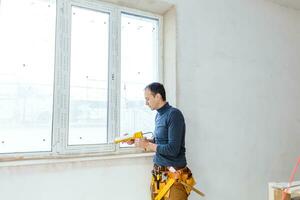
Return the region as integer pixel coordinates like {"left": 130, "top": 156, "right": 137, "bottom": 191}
{"left": 0, "top": 0, "right": 163, "bottom": 159}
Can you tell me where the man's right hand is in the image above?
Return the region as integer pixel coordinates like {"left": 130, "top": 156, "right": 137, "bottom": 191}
{"left": 121, "top": 133, "right": 135, "bottom": 145}
{"left": 125, "top": 139, "right": 135, "bottom": 145}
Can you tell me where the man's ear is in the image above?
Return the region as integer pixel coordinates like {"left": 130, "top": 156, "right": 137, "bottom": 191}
{"left": 155, "top": 93, "right": 162, "bottom": 100}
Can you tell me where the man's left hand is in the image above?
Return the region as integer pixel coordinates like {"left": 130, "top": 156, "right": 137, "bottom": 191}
{"left": 135, "top": 138, "right": 148, "bottom": 149}
{"left": 135, "top": 138, "right": 157, "bottom": 152}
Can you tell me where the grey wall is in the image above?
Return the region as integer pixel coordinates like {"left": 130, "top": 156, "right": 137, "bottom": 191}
{"left": 175, "top": 0, "right": 300, "bottom": 199}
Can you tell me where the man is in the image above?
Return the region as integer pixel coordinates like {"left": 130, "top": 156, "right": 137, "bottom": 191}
{"left": 129, "top": 82, "right": 195, "bottom": 200}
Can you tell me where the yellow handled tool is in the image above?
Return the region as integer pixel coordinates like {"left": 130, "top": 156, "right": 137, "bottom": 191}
{"left": 154, "top": 178, "right": 205, "bottom": 200}
{"left": 114, "top": 131, "right": 143, "bottom": 143}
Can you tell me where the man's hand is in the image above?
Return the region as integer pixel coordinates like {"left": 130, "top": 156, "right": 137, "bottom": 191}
{"left": 121, "top": 133, "right": 135, "bottom": 145}
{"left": 135, "top": 138, "right": 157, "bottom": 152}
{"left": 135, "top": 138, "right": 148, "bottom": 149}
{"left": 125, "top": 139, "right": 135, "bottom": 145}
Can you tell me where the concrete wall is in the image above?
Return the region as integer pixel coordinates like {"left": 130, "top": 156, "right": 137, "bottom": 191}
{"left": 0, "top": 0, "right": 300, "bottom": 200}
{"left": 175, "top": 0, "right": 300, "bottom": 199}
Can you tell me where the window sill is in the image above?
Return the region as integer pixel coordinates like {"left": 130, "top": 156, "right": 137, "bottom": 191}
{"left": 0, "top": 151, "right": 155, "bottom": 168}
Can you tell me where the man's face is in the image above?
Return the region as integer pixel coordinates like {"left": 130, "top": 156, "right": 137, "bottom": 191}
{"left": 144, "top": 88, "right": 160, "bottom": 110}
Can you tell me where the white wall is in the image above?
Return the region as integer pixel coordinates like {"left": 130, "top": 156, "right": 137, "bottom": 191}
{"left": 1, "top": 1, "right": 300, "bottom": 200}
{"left": 175, "top": 0, "right": 300, "bottom": 199}
{"left": 0, "top": 157, "right": 153, "bottom": 200}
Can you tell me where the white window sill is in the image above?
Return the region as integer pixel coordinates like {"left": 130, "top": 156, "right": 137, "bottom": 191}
{"left": 0, "top": 151, "right": 155, "bottom": 167}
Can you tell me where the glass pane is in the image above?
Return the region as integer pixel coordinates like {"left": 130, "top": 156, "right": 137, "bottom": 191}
{"left": 0, "top": 0, "right": 56, "bottom": 153}
{"left": 120, "top": 13, "right": 158, "bottom": 146}
{"left": 69, "top": 6, "right": 109, "bottom": 145}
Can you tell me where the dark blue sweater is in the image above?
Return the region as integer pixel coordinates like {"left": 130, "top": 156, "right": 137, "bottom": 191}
{"left": 154, "top": 102, "right": 187, "bottom": 168}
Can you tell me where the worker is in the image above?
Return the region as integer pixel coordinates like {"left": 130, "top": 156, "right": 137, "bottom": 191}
{"left": 126, "top": 82, "right": 196, "bottom": 200}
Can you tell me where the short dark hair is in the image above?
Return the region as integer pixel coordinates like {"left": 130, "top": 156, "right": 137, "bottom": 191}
{"left": 145, "top": 82, "right": 166, "bottom": 101}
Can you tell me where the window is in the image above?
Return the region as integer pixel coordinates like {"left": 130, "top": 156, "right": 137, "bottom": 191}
{"left": 0, "top": 0, "right": 56, "bottom": 153}
{"left": 0, "top": 0, "right": 162, "bottom": 156}
{"left": 69, "top": 6, "right": 109, "bottom": 145}
{"left": 120, "top": 13, "right": 158, "bottom": 146}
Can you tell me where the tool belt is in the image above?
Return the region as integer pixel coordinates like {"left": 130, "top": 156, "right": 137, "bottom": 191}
{"left": 151, "top": 164, "right": 196, "bottom": 200}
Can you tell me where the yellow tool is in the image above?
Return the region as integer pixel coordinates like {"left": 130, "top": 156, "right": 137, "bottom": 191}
{"left": 154, "top": 178, "right": 175, "bottom": 200}
{"left": 114, "top": 131, "right": 144, "bottom": 143}
{"left": 154, "top": 168, "right": 205, "bottom": 200}
{"left": 154, "top": 178, "right": 205, "bottom": 200}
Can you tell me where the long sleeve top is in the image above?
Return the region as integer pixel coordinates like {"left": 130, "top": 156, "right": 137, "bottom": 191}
{"left": 153, "top": 102, "right": 187, "bottom": 168}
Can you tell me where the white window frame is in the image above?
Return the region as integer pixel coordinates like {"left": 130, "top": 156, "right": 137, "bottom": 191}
{"left": 0, "top": 0, "right": 163, "bottom": 160}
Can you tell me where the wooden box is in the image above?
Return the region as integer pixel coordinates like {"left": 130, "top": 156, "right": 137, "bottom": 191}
{"left": 269, "top": 182, "right": 300, "bottom": 200}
